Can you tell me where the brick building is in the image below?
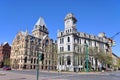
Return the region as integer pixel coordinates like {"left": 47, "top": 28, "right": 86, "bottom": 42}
{"left": 0, "top": 42, "right": 11, "bottom": 67}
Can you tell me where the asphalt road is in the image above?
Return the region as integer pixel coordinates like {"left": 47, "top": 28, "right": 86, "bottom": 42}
{"left": 1, "top": 69, "right": 120, "bottom": 80}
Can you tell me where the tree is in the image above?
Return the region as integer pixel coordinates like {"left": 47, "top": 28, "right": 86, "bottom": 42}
{"left": 4, "top": 58, "right": 10, "bottom": 66}
{"left": 117, "top": 59, "right": 120, "bottom": 69}
{"left": 94, "top": 50, "right": 112, "bottom": 70}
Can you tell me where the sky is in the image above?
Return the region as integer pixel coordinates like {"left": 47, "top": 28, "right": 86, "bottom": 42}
{"left": 0, "top": 0, "right": 120, "bottom": 56}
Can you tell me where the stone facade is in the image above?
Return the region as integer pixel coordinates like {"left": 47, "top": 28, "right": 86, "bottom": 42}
{"left": 57, "top": 13, "right": 112, "bottom": 71}
{"left": 10, "top": 17, "right": 57, "bottom": 70}
{"left": 0, "top": 42, "right": 11, "bottom": 67}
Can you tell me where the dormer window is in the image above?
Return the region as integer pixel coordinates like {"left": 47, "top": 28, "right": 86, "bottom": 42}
{"left": 61, "top": 32, "right": 63, "bottom": 36}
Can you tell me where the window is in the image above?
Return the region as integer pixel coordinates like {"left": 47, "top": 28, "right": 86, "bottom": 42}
{"left": 62, "top": 56, "right": 64, "bottom": 65}
{"left": 60, "top": 38, "right": 64, "bottom": 44}
{"left": 31, "top": 58, "right": 33, "bottom": 63}
{"left": 67, "top": 56, "right": 71, "bottom": 65}
{"left": 67, "top": 37, "right": 70, "bottom": 42}
{"left": 68, "top": 45, "right": 70, "bottom": 51}
{"left": 62, "top": 47, "right": 64, "bottom": 52}
{"left": 24, "top": 57, "right": 27, "bottom": 63}
{"left": 45, "top": 39, "right": 49, "bottom": 45}
{"left": 61, "top": 32, "right": 63, "bottom": 36}
{"left": 62, "top": 38, "right": 64, "bottom": 43}
{"left": 34, "top": 59, "right": 36, "bottom": 64}
{"left": 79, "top": 39, "right": 81, "bottom": 44}
{"left": 60, "top": 39, "right": 61, "bottom": 44}
{"left": 60, "top": 47, "right": 61, "bottom": 52}
{"left": 60, "top": 57, "right": 61, "bottom": 65}
{"left": 84, "top": 40, "right": 86, "bottom": 44}
{"left": 60, "top": 47, "right": 64, "bottom": 52}
{"left": 70, "top": 29, "right": 71, "bottom": 32}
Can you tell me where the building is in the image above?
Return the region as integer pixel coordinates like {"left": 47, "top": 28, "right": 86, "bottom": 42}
{"left": 112, "top": 53, "right": 120, "bottom": 70}
{"left": 57, "top": 13, "right": 112, "bottom": 72}
{"left": 0, "top": 42, "right": 11, "bottom": 67}
{"left": 10, "top": 17, "right": 57, "bottom": 70}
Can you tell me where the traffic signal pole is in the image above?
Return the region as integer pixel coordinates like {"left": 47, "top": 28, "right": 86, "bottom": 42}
{"left": 85, "top": 44, "right": 89, "bottom": 72}
{"left": 36, "top": 59, "right": 39, "bottom": 80}
{"left": 36, "top": 52, "right": 44, "bottom": 80}
{"left": 36, "top": 53, "right": 39, "bottom": 80}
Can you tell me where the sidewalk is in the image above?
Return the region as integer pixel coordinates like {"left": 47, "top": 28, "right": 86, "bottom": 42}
{"left": 40, "top": 70, "right": 101, "bottom": 75}
{"left": 0, "top": 71, "right": 35, "bottom": 80}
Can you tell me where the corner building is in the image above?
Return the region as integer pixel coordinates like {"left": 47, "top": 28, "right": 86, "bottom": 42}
{"left": 10, "top": 17, "right": 57, "bottom": 70}
{"left": 57, "top": 13, "right": 111, "bottom": 71}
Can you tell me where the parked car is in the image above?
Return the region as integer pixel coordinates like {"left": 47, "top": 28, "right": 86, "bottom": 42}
{"left": 3, "top": 66, "right": 11, "bottom": 70}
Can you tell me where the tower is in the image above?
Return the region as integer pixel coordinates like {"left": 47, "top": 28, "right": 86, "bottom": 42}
{"left": 64, "top": 13, "right": 77, "bottom": 34}
{"left": 57, "top": 13, "right": 78, "bottom": 71}
{"left": 32, "top": 17, "right": 49, "bottom": 38}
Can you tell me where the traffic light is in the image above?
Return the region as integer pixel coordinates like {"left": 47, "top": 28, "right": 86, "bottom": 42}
{"left": 112, "top": 40, "right": 116, "bottom": 46}
{"left": 38, "top": 53, "right": 44, "bottom": 61}
{"left": 41, "top": 53, "right": 44, "bottom": 61}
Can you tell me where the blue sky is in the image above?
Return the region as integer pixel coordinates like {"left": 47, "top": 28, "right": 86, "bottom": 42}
{"left": 0, "top": 0, "right": 120, "bottom": 56}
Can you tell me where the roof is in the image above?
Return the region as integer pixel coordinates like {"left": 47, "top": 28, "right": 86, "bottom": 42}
{"left": 3, "top": 42, "right": 8, "bottom": 46}
{"left": 35, "top": 17, "right": 46, "bottom": 27}
{"left": 112, "top": 53, "right": 119, "bottom": 59}
{"left": 64, "top": 13, "right": 77, "bottom": 22}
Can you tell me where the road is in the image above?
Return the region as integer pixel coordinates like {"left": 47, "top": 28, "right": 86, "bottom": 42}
{"left": 0, "top": 69, "right": 120, "bottom": 80}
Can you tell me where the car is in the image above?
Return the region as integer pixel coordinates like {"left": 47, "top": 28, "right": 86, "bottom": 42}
{"left": 3, "top": 66, "right": 11, "bottom": 70}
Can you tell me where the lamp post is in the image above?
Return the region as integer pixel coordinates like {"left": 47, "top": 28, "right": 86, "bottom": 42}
{"left": 85, "top": 44, "right": 89, "bottom": 72}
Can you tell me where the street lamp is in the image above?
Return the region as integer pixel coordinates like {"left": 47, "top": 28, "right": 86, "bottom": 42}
{"left": 84, "top": 44, "right": 89, "bottom": 72}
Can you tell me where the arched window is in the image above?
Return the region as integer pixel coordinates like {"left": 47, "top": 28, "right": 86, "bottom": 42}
{"left": 45, "top": 39, "right": 49, "bottom": 45}
{"left": 67, "top": 37, "right": 70, "bottom": 42}
{"left": 31, "top": 58, "right": 33, "bottom": 63}
{"left": 67, "top": 56, "right": 71, "bottom": 65}
{"left": 59, "top": 57, "right": 61, "bottom": 65}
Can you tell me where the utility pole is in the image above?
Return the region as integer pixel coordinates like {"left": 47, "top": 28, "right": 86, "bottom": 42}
{"left": 85, "top": 44, "right": 89, "bottom": 72}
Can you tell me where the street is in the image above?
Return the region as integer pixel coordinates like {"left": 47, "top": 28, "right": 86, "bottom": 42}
{"left": 0, "top": 69, "right": 120, "bottom": 80}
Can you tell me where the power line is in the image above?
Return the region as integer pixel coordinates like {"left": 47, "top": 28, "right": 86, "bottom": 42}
{"left": 111, "top": 32, "right": 120, "bottom": 39}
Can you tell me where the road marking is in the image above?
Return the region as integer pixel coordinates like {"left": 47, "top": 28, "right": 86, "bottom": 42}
{"left": 10, "top": 78, "right": 26, "bottom": 80}
{"left": 45, "top": 74, "right": 73, "bottom": 80}
{"left": 0, "top": 73, "right": 6, "bottom": 76}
